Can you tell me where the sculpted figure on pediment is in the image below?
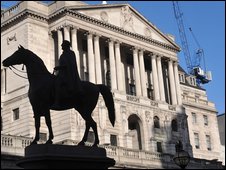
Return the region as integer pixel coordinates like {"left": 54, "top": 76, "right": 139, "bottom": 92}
{"left": 120, "top": 6, "right": 135, "bottom": 33}
{"left": 100, "top": 11, "right": 109, "bottom": 22}
{"left": 144, "top": 27, "right": 152, "bottom": 38}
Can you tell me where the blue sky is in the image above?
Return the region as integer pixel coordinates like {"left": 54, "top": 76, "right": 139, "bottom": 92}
{"left": 1, "top": 1, "right": 225, "bottom": 114}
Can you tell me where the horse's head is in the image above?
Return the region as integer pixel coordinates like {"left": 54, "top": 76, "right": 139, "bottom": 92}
{"left": 2, "top": 45, "right": 27, "bottom": 67}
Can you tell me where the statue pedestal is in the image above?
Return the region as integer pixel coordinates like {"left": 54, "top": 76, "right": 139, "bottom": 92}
{"left": 16, "top": 144, "right": 115, "bottom": 169}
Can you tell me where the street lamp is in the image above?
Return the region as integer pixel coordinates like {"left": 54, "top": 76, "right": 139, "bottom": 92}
{"left": 173, "top": 140, "right": 190, "bottom": 169}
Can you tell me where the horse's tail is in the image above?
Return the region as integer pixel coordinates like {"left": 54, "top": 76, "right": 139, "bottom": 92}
{"left": 97, "top": 85, "right": 115, "bottom": 127}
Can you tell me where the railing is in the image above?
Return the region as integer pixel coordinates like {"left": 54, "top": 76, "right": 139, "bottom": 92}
{"left": 1, "top": 134, "right": 33, "bottom": 156}
{"left": 1, "top": 134, "right": 170, "bottom": 168}
{"left": 1, "top": 135, "right": 223, "bottom": 168}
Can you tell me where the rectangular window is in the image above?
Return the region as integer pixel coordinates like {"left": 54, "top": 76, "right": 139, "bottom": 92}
{"left": 181, "top": 74, "right": 184, "bottom": 82}
{"left": 110, "top": 134, "right": 117, "bottom": 146}
{"left": 206, "top": 135, "right": 211, "bottom": 151}
{"left": 194, "top": 133, "right": 200, "bottom": 149}
{"left": 13, "top": 108, "right": 19, "bottom": 120}
{"left": 192, "top": 112, "right": 197, "bottom": 124}
{"left": 203, "top": 115, "right": 208, "bottom": 126}
{"left": 179, "top": 74, "right": 184, "bottom": 83}
{"left": 129, "top": 84, "right": 136, "bottom": 96}
{"left": 157, "top": 142, "right": 162, "bottom": 153}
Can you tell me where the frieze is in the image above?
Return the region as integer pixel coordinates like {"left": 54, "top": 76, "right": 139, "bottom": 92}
{"left": 2, "top": 8, "right": 179, "bottom": 52}
{"left": 126, "top": 95, "right": 140, "bottom": 103}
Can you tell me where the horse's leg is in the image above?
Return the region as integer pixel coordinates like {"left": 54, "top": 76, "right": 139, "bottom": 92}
{"left": 44, "top": 111, "right": 54, "bottom": 144}
{"left": 78, "top": 121, "right": 91, "bottom": 146}
{"left": 30, "top": 116, "right": 40, "bottom": 145}
{"left": 90, "top": 118, "right": 99, "bottom": 147}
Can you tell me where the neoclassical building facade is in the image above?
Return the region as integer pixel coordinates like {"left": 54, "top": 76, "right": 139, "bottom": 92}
{"left": 1, "top": 1, "right": 223, "bottom": 168}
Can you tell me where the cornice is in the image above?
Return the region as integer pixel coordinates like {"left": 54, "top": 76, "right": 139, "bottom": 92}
{"left": 1, "top": 9, "right": 48, "bottom": 32}
{"left": 1, "top": 7, "right": 180, "bottom": 53}
{"left": 183, "top": 101, "right": 217, "bottom": 113}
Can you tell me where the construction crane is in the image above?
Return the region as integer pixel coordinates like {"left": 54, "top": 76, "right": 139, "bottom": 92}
{"left": 172, "top": 1, "right": 212, "bottom": 85}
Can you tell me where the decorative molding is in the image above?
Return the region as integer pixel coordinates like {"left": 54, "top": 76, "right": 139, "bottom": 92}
{"left": 168, "top": 105, "right": 176, "bottom": 111}
{"left": 7, "top": 33, "right": 17, "bottom": 45}
{"left": 144, "top": 27, "right": 152, "bottom": 38}
{"left": 126, "top": 95, "right": 140, "bottom": 103}
{"left": 100, "top": 11, "right": 108, "bottom": 23}
{"left": 145, "top": 111, "right": 151, "bottom": 122}
{"left": 150, "top": 101, "right": 158, "bottom": 107}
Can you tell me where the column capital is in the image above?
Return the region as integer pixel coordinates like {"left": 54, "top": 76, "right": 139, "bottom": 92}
{"left": 71, "top": 25, "right": 80, "bottom": 30}
{"left": 94, "top": 34, "right": 100, "bottom": 40}
{"left": 138, "top": 49, "right": 145, "bottom": 54}
{"left": 56, "top": 25, "right": 63, "bottom": 31}
{"left": 85, "top": 31, "right": 95, "bottom": 36}
{"left": 48, "top": 31, "right": 53, "bottom": 36}
{"left": 132, "top": 47, "right": 139, "bottom": 53}
{"left": 156, "top": 53, "right": 164, "bottom": 58}
{"left": 62, "top": 23, "right": 72, "bottom": 29}
{"left": 131, "top": 46, "right": 139, "bottom": 51}
{"left": 156, "top": 55, "right": 163, "bottom": 61}
{"left": 106, "top": 38, "right": 115, "bottom": 43}
{"left": 115, "top": 39, "right": 122, "bottom": 44}
{"left": 173, "top": 60, "right": 179, "bottom": 65}
{"left": 168, "top": 59, "right": 173, "bottom": 64}
{"left": 149, "top": 52, "right": 157, "bottom": 58}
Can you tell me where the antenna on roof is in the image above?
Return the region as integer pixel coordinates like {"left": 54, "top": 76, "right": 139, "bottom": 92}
{"left": 102, "top": 1, "right": 107, "bottom": 5}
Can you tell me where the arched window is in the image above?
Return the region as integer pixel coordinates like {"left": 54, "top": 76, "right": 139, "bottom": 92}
{"left": 154, "top": 116, "right": 160, "bottom": 128}
{"left": 128, "top": 114, "right": 143, "bottom": 150}
{"left": 172, "top": 119, "right": 178, "bottom": 132}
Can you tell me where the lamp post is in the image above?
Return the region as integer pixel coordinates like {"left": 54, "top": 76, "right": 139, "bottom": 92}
{"left": 173, "top": 140, "right": 190, "bottom": 169}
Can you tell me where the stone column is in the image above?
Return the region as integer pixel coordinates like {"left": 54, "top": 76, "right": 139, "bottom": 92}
{"left": 168, "top": 59, "right": 177, "bottom": 105}
{"left": 57, "top": 29, "right": 63, "bottom": 58}
{"left": 151, "top": 53, "right": 160, "bottom": 100}
{"left": 94, "top": 35, "right": 102, "bottom": 84}
{"left": 115, "top": 41, "right": 124, "bottom": 91}
{"left": 173, "top": 61, "right": 182, "bottom": 105}
{"left": 156, "top": 55, "right": 165, "bottom": 102}
{"left": 133, "top": 48, "right": 141, "bottom": 96}
{"left": 64, "top": 26, "right": 70, "bottom": 41}
{"left": 71, "top": 27, "right": 80, "bottom": 76}
{"left": 138, "top": 49, "right": 147, "bottom": 97}
{"left": 108, "top": 39, "right": 117, "bottom": 90}
{"left": 87, "top": 32, "right": 96, "bottom": 83}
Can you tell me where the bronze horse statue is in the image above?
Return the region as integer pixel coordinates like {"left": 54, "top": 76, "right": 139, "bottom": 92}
{"left": 2, "top": 45, "right": 115, "bottom": 146}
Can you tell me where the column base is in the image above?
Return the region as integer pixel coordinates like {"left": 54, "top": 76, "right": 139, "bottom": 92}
{"left": 16, "top": 144, "right": 115, "bottom": 169}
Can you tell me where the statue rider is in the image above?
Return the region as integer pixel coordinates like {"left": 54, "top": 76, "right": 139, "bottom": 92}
{"left": 54, "top": 40, "right": 83, "bottom": 105}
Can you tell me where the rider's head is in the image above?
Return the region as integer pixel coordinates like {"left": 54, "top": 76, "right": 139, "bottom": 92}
{"left": 61, "top": 40, "right": 71, "bottom": 51}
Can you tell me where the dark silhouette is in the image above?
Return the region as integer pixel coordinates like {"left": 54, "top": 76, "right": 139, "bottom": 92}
{"left": 54, "top": 40, "right": 83, "bottom": 105}
{"left": 2, "top": 45, "right": 115, "bottom": 147}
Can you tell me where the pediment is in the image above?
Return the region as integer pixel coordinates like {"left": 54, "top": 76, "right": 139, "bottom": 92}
{"left": 69, "top": 4, "right": 178, "bottom": 48}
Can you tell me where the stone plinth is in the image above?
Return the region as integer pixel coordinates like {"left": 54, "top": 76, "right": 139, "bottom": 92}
{"left": 16, "top": 144, "right": 115, "bottom": 169}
